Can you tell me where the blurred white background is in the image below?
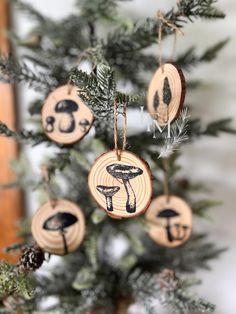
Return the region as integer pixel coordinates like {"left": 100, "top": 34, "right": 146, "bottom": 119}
{"left": 15, "top": 0, "right": 236, "bottom": 313}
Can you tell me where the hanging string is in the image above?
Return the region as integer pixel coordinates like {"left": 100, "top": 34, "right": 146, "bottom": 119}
{"left": 156, "top": 10, "right": 184, "bottom": 66}
{"left": 113, "top": 100, "right": 127, "bottom": 161}
{"left": 157, "top": 11, "right": 164, "bottom": 73}
{"left": 162, "top": 158, "right": 170, "bottom": 203}
{"left": 171, "top": 30, "right": 177, "bottom": 61}
{"left": 156, "top": 10, "right": 184, "bottom": 203}
{"left": 40, "top": 165, "right": 56, "bottom": 209}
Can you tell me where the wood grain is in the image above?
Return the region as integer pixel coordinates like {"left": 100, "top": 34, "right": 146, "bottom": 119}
{"left": 88, "top": 150, "right": 152, "bottom": 218}
{"left": 31, "top": 199, "right": 85, "bottom": 255}
{"left": 146, "top": 195, "right": 192, "bottom": 248}
{"left": 147, "top": 63, "right": 186, "bottom": 127}
{"left": 42, "top": 85, "right": 94, "bottom": 144}
{"left": 0, "top": 0, "right": 23, "bottom": 263}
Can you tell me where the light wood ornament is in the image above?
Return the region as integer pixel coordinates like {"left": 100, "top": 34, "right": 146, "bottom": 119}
{"left": 147, "top": 63, "right": 185, "bottom": 127}
{"left": 88, "top": 150, "right": 152, "bottom": 218}
{"left": 42, "top": 85, "right": 94, "bottom": 144}
{"left": 146, "top": 195, "right": 192, "bottom": 248}
{"left": 31, "top": 199, "right": 85, "bottom": 255}
{"left": 0, "top": 0, "right": 23, "bottom": 263}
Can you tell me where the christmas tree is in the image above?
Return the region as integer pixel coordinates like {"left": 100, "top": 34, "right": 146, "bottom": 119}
{"left": 0, "top": 0, "right": 235, "bottom": 313}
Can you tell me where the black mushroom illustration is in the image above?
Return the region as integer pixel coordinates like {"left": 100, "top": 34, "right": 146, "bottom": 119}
{"left": 96, "top": 185, "right": 120, "bottom": 212}
{"left": 43, "top": 212, "right": 78, "bottom": 254}
{"left": 153, "top": 90, "right": 160, "bottom": 111}
{"left": 55, "top": 99, "right": 79, "bottom": 133}
{"left": 173, "top": 223, "right": 189, "bottom": 241}
{"left": 79, "top": 119, "right": 90, "bottom": 133}
{"left": 45, "top": 116, "right": 55, "bottom": 133}
{"left": 157, "top": 209, "right": 180, "bottom": 242}
{"left": 106, "top": 164, "right": 143, "bottom": 213}
{"left": 153, "top": 77, "right": 172, "bottom": 123}
{"left": 163, "top": 77, "right": 172, "bottom": 106}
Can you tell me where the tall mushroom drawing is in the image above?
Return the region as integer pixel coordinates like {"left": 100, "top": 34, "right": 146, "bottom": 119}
{"left": 43, "top": 212, "right": 78, "bottom": 254}
{"left": 163, "top": 77, "right": 172, "bottom": 106}
{"left": 106, "top": 164, "right": 143, "bottom": 213}
{"left": 96, "top": 185, "right": 120, "bottom": 212}
{"left": 157, "top": 209, "right": 180, "bottom": 242}
{"left": 55, "top": 99, "right": 78, "bottom": 133}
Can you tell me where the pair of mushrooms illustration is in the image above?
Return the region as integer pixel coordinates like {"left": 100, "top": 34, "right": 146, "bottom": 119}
{"left": 43, "top": 212, "right": 78, "bottom": 254}
{"left": 153, "top": 77, "right": 172, "bottom": 122}
{"left": 157, "top": 208, "right": 189, "bottom": 242}
{"left": 96, "top": 164, "right": 143, "bottom": 213}
{"left": 45, "top": 99, "right": 90, "bottom": 134}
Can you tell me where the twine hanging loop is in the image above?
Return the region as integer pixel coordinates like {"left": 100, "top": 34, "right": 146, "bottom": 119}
{"left": 113, "top": 100, "right": 127, "bottom": 161}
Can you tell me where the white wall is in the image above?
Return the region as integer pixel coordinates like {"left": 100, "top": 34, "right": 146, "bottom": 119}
{"left": 16, "top": 1, "right": 236, "bottom": 313}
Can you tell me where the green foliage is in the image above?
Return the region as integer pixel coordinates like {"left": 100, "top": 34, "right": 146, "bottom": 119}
{"left": 0, "top": 57, "right": 54, "bottom": 91}
{"left": 176, "top": 0, "right": 225, "bottom": 21}
{"left": 0, "top": 121, "right": 49, "bottom": 145}
{"left": 0, "top": 262, "right": 34, "bottom": 301}
{"left": 176, "top": 39, "right": 229, "bottom": 70}
{"left": 130, "top": 270, "right": 215, "bottom": 314}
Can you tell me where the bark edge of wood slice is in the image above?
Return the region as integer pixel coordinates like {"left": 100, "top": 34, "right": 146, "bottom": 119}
{"left": 31, "top": 199, "right": 85, "bottom": 255}
{"left": 145, "top": 195, "right": 192, "bottom": 248}
{"left": 147, "top": 63, "right": 186, "bottom": 127}
{"left": 88, "top": 150, "right": 153, "bottom": 218}
{"left": 41, "top": 85, "right": 94, "bottom": 144}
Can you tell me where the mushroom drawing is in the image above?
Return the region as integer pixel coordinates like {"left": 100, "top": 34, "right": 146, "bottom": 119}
{"left": 173, "top": 223, "right": 189, "bottom": 241}
{"left": 153, "top": 90, "right": 160, "bottom": 111}
{"left": 43, "top": 212, "right": 78, "bottom": 254}
{"left": 79, "top": 119, "right": 90, "bottom": 133}
{"left": 45, "top": 116, "right": 55, "bottom": 133}
{"left": 163, "top": 77, "right": 172, "bottom": 106}
{"left": 96, "top": 185, "right": 120, "bottom": 212}
{"left": 157, "top": 209, "right": 180, "bottom": 242}
{"left": 180, "top": 224, "right": 189, "bottom": 240}
{"left": 55, "top": 99, "right": 79, "bottom": 133}
{"left": 106, "top": 164, "right": 143, "bottom": 213}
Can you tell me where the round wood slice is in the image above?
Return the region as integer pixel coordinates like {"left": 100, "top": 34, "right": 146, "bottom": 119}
{"left": 31, "top": 199, "right": 85, "bottom": 255}
{"left": 41, "top": 85, "right": 94, "bottom": 144}
{"left": 88, "top": 150, "right": 153, "bottom": 218}
{"left": 147, "top": 63, "right": 186, "bottom": 127}
{"left": 145, "top": 195, "right": 192, "bottom": 248}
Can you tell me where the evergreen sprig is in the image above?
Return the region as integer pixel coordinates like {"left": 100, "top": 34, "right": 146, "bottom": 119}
{"left": 0, "top": 57, "right": 55, "bottom": 92}
{"left": 0, "top": 262, "right": 35, "bottom": 301}
{"left": 0, "top": 122, "right": 50, "bottom": 146}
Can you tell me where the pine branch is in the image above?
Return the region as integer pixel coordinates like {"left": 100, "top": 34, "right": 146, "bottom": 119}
{"left": 70, "top": 63, "right": 140, "bottom": 139}
{"left": 176, "top": 0, "right": 225, "bottom": 21}
{"left": 0, "top": 122, "right": 50, "bottom": 146}
{"left": 0, "top": 262, "right": 35, "bottom": 301}
{"left": 203, "top": 119, "right": 236, "bottom": 136}
{"left": 10, "top": 0, "right": 47, "bottom": 23}
{"left": 105, "top": 0, "right": 225, "bottom": 57}
{"left": 176, "top": 39, "right": 229, "bottom": 70}
{"left": 79, "top": 0, "right": 118, "bottom": 21}
{"left": 191, "top": 199, "right": 222, "bottom": 217}
{"left": 0, "top": 57, "right": 55, "bottom": 92}
{"left": 136, "top": 233, "right": 225, "bottom": 273}
{"left": 187, "top": 118, "right": 236, "bottom": 138}
{"left": 128, "top": 269, "right": 215, "bottom": 314}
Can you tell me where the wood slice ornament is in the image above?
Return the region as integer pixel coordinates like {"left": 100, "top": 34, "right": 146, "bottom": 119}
{"left": 88, "top": 150, "right": 152, "bottom": 218}
{"left": 147, "top": 63, "right": 186, "bottom": 126}
{"left": 31, "top": 199, "right": 85, "bottom": 255}
{"left": 42, "top": 85, "right": 94, "bottom": 144}
{"left": 145, "top": 195, "right": 192, "bottom": 247}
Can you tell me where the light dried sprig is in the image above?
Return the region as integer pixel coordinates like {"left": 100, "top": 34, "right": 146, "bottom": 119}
{"left": 159, "top": 108, "right": 190, "bottom": 158}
